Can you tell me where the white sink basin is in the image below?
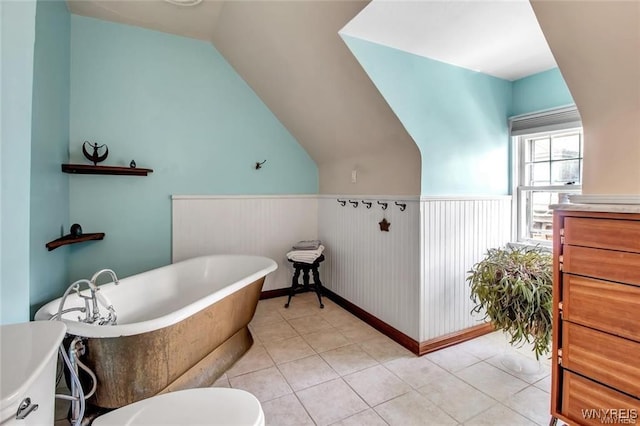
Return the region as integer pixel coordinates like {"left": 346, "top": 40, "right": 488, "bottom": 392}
{"left": 0, "top": 321, "right": 66, "bottom": 424}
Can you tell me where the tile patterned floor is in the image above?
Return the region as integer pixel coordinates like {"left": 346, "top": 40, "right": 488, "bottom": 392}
{"left": 55, "top": 292, "right": 555, "bottom": 425}
{"left": 220, "top": 293, "right": 553, "bottom": 426}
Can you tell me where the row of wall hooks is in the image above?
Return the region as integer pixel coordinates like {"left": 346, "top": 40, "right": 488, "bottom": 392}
{"left": 336, "top": 199, "right": 407, "bottom": 212}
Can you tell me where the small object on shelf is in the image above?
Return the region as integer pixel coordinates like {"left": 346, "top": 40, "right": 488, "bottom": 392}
{"left": 61, "top": 164, "right": 153, "bottom": 176}
{"left": 82, "top": 141, "right": 109, "bottom": 166}
{"left": 46, "top": 232, "right": 105, "bottom": 251}
{"left": 70, "top": 223, "right": 83, "bottom": 237}
{"left": 130, "top": 160, "right": 136, "bottom": 168}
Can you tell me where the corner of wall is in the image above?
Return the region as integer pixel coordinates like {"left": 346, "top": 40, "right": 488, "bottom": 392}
{"left": 1, "top": 0, "right": 37, "bottom": 324}
{"left": 510, "top": 67, "right": 574, "bottom": 117}
{"left": 29, "top": 0, "right": 71, "bottom": 316}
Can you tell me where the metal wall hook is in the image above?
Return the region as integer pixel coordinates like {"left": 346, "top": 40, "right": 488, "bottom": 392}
{"left": 348, "top": 200, "right": 359, "bottom": 208}
{"left": 337, "top": 199, "right": 346, "bottom": 207}
{"left": 395, "top": 202, "right": 407, "bottom": 212}
{"left": 362, "top": 201, "right": 372, "bottom": 209}
{"left": 377, "top": 201, "right": 388, "bottom": 210}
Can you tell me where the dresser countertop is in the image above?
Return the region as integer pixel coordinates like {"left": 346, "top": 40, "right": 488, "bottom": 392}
{"left": 551, "top": 203, "right": 640, "bottom": 214}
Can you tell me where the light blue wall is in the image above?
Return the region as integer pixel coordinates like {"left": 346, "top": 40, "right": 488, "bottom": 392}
{"left": 69, "top": 16, "right": 318, "bottom": 280}
{"left": 511, "top": 68, "right": 574, "bottom": 116}
{"left": 1, "top": 0, "right": 37, "bottom": 324}
{"left": 342, "top": 35, "right": 512, "bottom": 196}
{"left": 29, "top": 0, "right": 70, "bottom": 317}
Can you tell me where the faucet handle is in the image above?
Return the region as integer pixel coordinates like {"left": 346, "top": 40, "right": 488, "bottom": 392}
{"left": 95, "top": 290, "right": 114, "bottom": 311}
{"left": 76, "top": 292, "right": 92, "bottom": 301}
{"left": 99, "top": 309, "right": 117, "bottom": 326}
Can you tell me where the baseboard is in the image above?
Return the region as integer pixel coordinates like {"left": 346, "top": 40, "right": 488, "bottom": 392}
{"left": 321, "top": 288, "right": 421, "bottom": 354}
{"left": 260, "top": 288, "right": 290, "bottom": 300}
{"left": 260, "top": 287, "right": 494, "bottom": 356}
{"left": 418, "top": 323, "right": 495, "bottom": 356}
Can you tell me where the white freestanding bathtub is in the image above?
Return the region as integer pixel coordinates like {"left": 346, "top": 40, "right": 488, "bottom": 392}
{"left": 35, "top": 254, "right": 277, "bottom": 409}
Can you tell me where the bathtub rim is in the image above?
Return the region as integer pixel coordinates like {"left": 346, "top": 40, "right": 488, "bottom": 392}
{"left": 34, "top": 254, "right": 277, "bottom": 338}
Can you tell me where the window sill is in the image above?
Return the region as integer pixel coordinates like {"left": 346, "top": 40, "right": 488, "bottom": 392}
{"left": 507, "top": 241, "right": 552, "bottom": 252}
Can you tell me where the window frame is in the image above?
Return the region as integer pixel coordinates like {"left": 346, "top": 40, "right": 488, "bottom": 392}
{"left": 512, "top": 127, "right": 583, "bottom": 245}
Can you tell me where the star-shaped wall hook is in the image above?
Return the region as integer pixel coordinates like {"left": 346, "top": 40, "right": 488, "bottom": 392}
{"left": 379, "top": 218, "right": 390, "bottom": 232}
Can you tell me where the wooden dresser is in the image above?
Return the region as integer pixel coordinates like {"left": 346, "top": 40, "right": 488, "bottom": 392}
{"left": 552, "top": 206, "right": 640, "bottom": 425}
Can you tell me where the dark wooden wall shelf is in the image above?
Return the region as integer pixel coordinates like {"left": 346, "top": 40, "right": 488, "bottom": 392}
{"left": 62, "top": 164, "right": 153, "bottom": 176}
{"left": 46, "top": 233, "right": 105, "bottom": 251}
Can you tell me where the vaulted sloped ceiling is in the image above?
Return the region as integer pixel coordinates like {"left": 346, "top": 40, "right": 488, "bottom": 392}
{"left": 209, "top": 1, "right": 421, "bottom": 195}
{"left": 68, "top": 0, "right": 225, "bottom": 40}
{"left": 68, "top": 0, "right": 422, "bottom": 195}
{"left": 531, "top": 0, "right": 640, "bottom": 195}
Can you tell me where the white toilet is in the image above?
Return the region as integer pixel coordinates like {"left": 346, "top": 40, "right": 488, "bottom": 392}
{"left": 0, "top": 322, "right": 264, "bottom": 426}
{"left": 92, "top": 388, "right": 264, "bottom": 426}
{"left": 1, "top": 321, "right": 66, "bottom": 425}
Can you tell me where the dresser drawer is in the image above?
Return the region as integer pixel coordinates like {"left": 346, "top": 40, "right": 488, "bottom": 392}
{"left": 564, "top": 217, "right": 640, "bottom": 253}
{"left": 561, "top": 371, "right": 640, "bottom": 426}
{"left": 563, "top": 274, "right": 640, "bottom": 342}
{"left": 562, "top": 321, "right": 640, "bottom": 397}
{"left": 563, "top": 245, "right": 640, "bottom": 286}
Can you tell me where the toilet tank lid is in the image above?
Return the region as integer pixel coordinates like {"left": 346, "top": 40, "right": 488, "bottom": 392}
{"left": 93, "top": 388, "right": 264, "bottom": 426}
{"left": 0, "top": 321, "right": 66, "bottom": 411}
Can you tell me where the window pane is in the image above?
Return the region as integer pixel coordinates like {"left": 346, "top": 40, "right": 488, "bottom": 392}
{"left": 517, "top": 128, "right": 584, "bottom": 243}
{"left": 530, "top": 138, "right": 550, "bottom": 162}
{"left": 528, "top": 162, "right": 550, "bottom": 186}
{"left": 524, "top": 191, "right": 558, "bottom": 241}
{"left": 552, "top": 134, "right": 580, "bottom": 160}
{"left": 551, "top": 160, "right": 580, "bottom": 185}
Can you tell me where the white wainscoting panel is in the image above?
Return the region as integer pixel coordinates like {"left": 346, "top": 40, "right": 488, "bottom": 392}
{"left": 420, "top": 197, "right": 512, "bottom": 341}
{"left": 318, "top": 196, "right": 421, "bottom": 340}
{"left": 172, "top": 196, "right": 318, "bottom": 291}
{"left": 173, "top": 195, "right": 512, "bottom": 344}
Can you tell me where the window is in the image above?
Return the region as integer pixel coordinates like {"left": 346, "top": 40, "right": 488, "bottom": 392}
{"left": 510, "top": 107, "right": 583, "bottom": 244}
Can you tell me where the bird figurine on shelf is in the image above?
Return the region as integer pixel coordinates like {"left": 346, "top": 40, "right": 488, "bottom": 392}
{"left": 70, "top": 223, "right": 83, "bottom": 238}
{"left": 82, "top": 141, "right": 109, "bottom": 166}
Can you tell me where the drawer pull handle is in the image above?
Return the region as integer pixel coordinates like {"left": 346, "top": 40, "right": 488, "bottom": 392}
{"left": 16, "top": 397, "right": 38, "bottom": 420}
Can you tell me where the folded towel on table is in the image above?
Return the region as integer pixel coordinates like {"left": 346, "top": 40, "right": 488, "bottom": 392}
{"left": 287, "top": 245, "right": 325, "bottom": 264}
{"left": 292, "top": 239, "right": 322, "bottom": 250}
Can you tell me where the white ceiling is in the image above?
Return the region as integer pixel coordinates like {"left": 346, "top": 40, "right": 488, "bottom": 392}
{"left": 340, "top": 0, "right": 557, "bottom": 81}
{"left": 67, "top": 0, "right": 556, "bottom": 81}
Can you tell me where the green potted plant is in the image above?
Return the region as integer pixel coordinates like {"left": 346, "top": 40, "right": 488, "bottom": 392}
{"left": 467, "top": 246, "right": 553, "bottom": 360}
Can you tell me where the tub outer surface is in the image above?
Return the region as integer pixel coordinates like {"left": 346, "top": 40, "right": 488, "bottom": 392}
{"left": 36, "top": 255, "right": 277, "bottom": 409}
{"left": 85, "top": 277, "right": 264, "bottom": 408}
